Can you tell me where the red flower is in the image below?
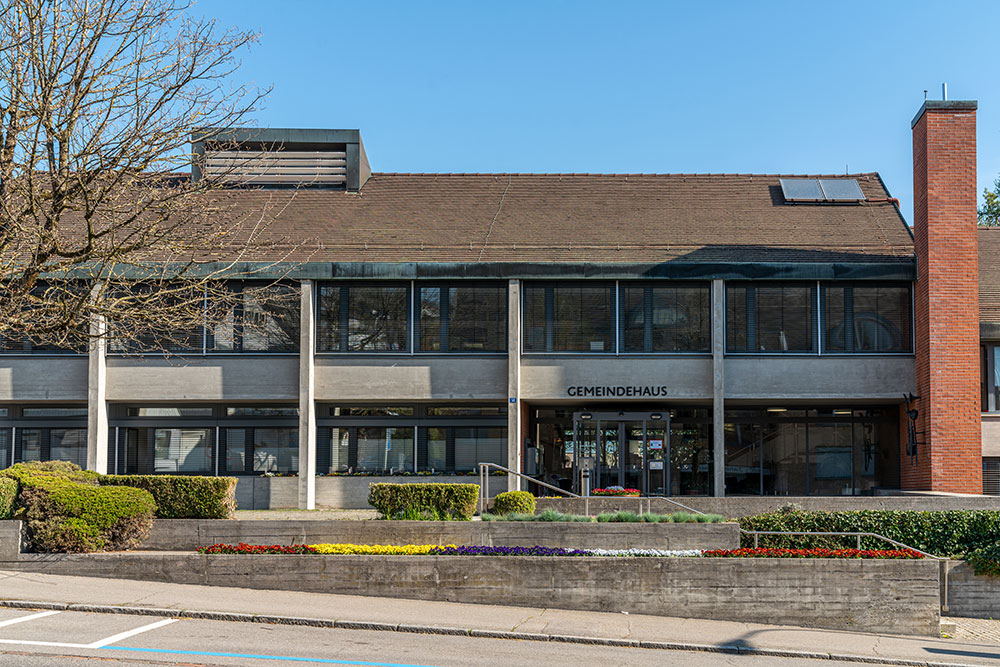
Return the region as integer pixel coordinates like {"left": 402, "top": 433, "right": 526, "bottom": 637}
{"left": 701, "top": 547, "right": 922, "bottom": 559}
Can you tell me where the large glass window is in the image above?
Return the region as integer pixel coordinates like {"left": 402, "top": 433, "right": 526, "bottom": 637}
{"left": 726, "top": 283, "right": 816, "bottom": 353}
{"left": 148, "top": 428, "right": 213, "bottom": 473}
{"left": 621, "top": 284, "right": 711, "bottom": 352}
{"left": 417, "top": 284, "right": 506, "bottom": 352}
{"left": 357, "top": 427, "right": 414, "bottom": 473}
{"left": 225, "top": 427, "right": 298, "bottom": 473}
{"left": 822, "top": 284, "right": 912, "bottom": 353}
{"left": 208, "top": 283, "right": 300, "bottom": 352}
{"left": 318, "top": 284, "right": 409, "bottom": 352}
{"left": 524, "top": 284, "right": 614, "bottom": 352}
{"left": 0, "top": 428, "right": 8, "bottom": 469}
{"left": 420, "top": 426, "right": 506, "bottom": 472}
{"left": 14, "top": 427, "right": 87, "bottom": 467}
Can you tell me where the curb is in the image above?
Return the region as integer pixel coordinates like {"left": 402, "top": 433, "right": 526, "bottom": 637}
{"left": 0, "top": 598, "right": 980, "bottom": 667}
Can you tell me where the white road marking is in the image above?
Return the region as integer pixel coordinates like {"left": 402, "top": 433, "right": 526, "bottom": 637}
{"left": 85, "top": 617, "right": 178, "bottom": 648}
{"left": 0, "top": 638, "right": 88, "bottom": 648}
{"left": 0, "top": 610, "right": 61, "bottom": 628}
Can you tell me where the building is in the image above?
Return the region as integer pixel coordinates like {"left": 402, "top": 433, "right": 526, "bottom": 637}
{"left": 0, "top": 101, "right": 992, "bottom": 508}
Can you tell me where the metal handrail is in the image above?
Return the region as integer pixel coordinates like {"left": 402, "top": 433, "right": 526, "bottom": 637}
{"left": 477, "top": 462, "right": 580, "bottom": 516}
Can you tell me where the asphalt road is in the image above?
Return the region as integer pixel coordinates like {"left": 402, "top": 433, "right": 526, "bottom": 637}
{"left": 0, "top": 607, "right": 904, "bottom": 667}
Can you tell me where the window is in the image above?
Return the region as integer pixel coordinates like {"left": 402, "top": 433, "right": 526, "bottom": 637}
{"left": 225, "top": 427, "right": 298, "bottom": 473}
{"left": 15, "top": 427, "right": 87, "bottom": 467}
{"left": 621, "top": 284, "right": 711, "bottom": 352}
{"left": 986, "top": 458, "right": 1000, "bottom": 496}
{"left": 726, "top": 284, "right": 816, "bottom": 353}
{"left": 0, "top": 429, "right": 8, "bottom": 469}
{"left": 22, "top": 407, "right": 88, "bottom": 417}
{"left": 148, "top": 428, "right": 213, "bottom": 473}
{"left": 328, "top": 406, "right": 414, "bottom": 417}
{"left": 318, "top": 284, "right": 410, "bottom": 352}
{"left": 524, "top": 284, "right": 614, "bottom": 352}
{"left": 419, "top": 426, "right": 507, "bottom": 472}
{"left": 127, "top": 407, "right": 214, "bottom": 417}
{"left": 417, "top": 284, "right": 506, "bottom": 352}
{"left": 226, "top": 406, "right": 299, "bottom": 417}
{"left": 357, "top": 427, "right": 414, "bottom": 472}
{"left": 425, "top": 406, "right": 507, "bottom": 417}
{"left": 208, "top": 283, "right": 300, "bottom": 352}
{"left": 822, "top": 284, "right": 912, "bottom": 353}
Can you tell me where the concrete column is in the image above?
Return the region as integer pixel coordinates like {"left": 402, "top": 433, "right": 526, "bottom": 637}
{"left": 86, "top": 308, "right": 108, "bottom": 474}
{"left": 298, "top": 280, "right": 317, "bottom": 509}
{"left": 507, "top": 279, "right": 521, "bottom": 492}
{"left": 711, "top": 279, "right": 725, "bottom": 497}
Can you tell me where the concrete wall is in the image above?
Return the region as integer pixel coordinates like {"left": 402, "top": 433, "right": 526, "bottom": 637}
{"left": 142, "top": 519, "right": 739, "bottom": 551}
{"left": 520, "top": 356, "right": 712, "bottom": 400}
{"left": 537, "top": 494, "right": 1000, "bottom": 518}
{"left": 0, "top": 357, "right": 88, "bottom": 401}
{"left": 982, "top": 414, "right": 1000, "bottom": 457}
{"left": 725, "top": 356, "right": 916, "bottom": 400}
{"left": 105, "top": 356, "right": 298, "bottom": 401}
{"left": 315, "top": 357, "right": 506, "bottom": 401}
{"left": 0, "top": 521, "right": 20, "bottom": 560}
{"left": 945, "top": 560, "right": 1000, "bottom": 618}
{"left": 234, "top": 476, "right": 503, "bottom": 510}
{"left": 4, "top": 553, "right": 941, "bottom": 636}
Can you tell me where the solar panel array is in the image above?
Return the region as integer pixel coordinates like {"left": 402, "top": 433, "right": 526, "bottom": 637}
{"left": 780, "top": 178, "right": 866, "bottom": 203}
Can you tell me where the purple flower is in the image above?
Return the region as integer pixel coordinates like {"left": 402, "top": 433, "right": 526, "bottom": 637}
{"left": 428, "top": 545, "right": 592, "bottom": 556}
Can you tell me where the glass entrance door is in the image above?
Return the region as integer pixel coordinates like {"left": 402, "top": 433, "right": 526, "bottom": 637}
{"left": 597, "top": 421, "right": 620, "bottom": 490}
{"left": 623, "top": 421, "right": 644, "bottom": 492}
{"left": 571, "top": 411, "right": 670, "bottom": 496}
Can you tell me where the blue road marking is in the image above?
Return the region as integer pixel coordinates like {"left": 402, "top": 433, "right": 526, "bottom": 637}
{"left": 101, "top": 645, "right": 439, "bottom": 666}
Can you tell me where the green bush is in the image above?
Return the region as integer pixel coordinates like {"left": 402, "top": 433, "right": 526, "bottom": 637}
{"left": 2, "top": 462, "right": 155, "bottom": 553}
{"left": 100, "top": 475, "right": 237, "bottom": 519}
{"left": 739, "top": 510, "right": 1000, "bottom": 557}
{"left": 492, "top": 491, "right": 536, "bottom": 516}
{"left": 0, "top": 477, "right": 16, "bottom": 519}
{"left": 368, "top": 483, "right": 478, "bottom": 521}
{"left": 967, "top": 543, "right": 1000, "bottom": 577}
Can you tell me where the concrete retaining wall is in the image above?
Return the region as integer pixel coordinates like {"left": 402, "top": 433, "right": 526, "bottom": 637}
{"left": 0, "top": 521, "right": 20, "bottom": 560}
{"left": 537, "top": 495, "right": 1000, "bottom": 518}
{"left": 142, "top": 519, "right": 740, "bottom": 551}
{"left": 945, "top": 561, "right": 1000, "bottom": 619}
{"left": 235, "top": 476, "right": 503, "bottom": 510}
{"left": 3, "top": 553, "right": 941, "bottom": 636}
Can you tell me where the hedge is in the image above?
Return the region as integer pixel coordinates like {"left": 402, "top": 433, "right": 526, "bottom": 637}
{"left": 3, "top": 462, "right": 155, "bottom": 553}
{"left": 0, "top": 477, "right": 16, "bottom": 519}
{"left": 368, "top": 483, "right": 479, "bottom": 521}
{"left": 739, "top": 509, "right": 1000, "bottom": 557}
{"left": 100, "top": 475, "right": 237, "bottom": 519}
{"left": 492, "top": 491, "right": 535, "bottom": 516}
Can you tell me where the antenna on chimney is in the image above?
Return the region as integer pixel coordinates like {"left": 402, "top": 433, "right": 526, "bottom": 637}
{"left": 942, "top": 82, "right": 948, "bottom": 100}
{"left": 924, "top": 90, "right": 928, "bottom": 100}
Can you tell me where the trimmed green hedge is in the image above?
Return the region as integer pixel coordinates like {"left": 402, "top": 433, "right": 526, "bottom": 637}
{"left": 368, "top": 483, "right": 479, "bottom": 521}
{"left": 739, "top": 509, "right": 1000, "bottom": 557}
{"left": 3, "top": 462, "right": 155, "bottom": 553}
{"left": 100, "top": 475, "right": 237, "bottom": 519}
{"left": 0, "top": 477, "right": 16, "bottom": 519}
{"left": 492, "top": 491, "right": 536, "bottom": 516}
{"left": 967, "top": 542, "right": 1000, "bottom": 577}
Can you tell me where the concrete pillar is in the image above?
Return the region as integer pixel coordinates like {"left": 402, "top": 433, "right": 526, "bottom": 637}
{"left": 711, "top": 279, "right": 725, "bottom": 497}
{"left": 507, "top": 279, "right": 521, "bottom": 492}
{"left": 298, "top": 280, "right": 317, "bottom": 509}
{"left": 86, "top": 307, "right": 109, "bottom": 474}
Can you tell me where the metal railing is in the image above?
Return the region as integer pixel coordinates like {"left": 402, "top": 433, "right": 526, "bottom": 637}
{"left": 477, "top": 463, "right": 579, "bottom": 516}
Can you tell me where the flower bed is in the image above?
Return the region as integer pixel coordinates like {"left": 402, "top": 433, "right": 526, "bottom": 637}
{"left": 702, "top": 547, "right": 923, "bottom": 559}
{"left": 591, "top": 487, "right": 640, "bottom": 497}
{"left": 198, "top": 543, "right": 317, "bottom": 554}
{"left": 312, "top": 543, "right": 453, "bottom": 555}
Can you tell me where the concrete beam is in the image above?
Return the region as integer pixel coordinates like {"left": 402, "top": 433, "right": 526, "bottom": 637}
{"left": 712, "top": 279, "right": 725, "bottom": 497}
{"left": 86, "top": 309, "right": 108, "bottom": 474}
{"left": 298, "top": 280, "right": 316, "bottom": 509}
{"left": 507, "top": 279, "right": 521, "bottom": 492}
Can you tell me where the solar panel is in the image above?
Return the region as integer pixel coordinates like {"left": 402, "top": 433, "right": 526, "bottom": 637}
{"left": 779, "top": 178, "right": 824, "bottom": 201}
{"left": 780, "top": 178, "right": 865, "bottom": 203}
{"left": 818, "top": 179, "right": 865, "bottom": 201}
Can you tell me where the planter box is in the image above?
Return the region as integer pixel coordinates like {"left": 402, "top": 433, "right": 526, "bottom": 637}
{"left": 6, "top": 552, "right": 941, "bottom": 636}
{"left": 143, "top": 519, "right": 740, "bottom": 552}
{"left": 945, "top": 560, "right": 1000, "bottom": 619}
{"left": 235, "top": 476, "right": 502, "bottom": 510}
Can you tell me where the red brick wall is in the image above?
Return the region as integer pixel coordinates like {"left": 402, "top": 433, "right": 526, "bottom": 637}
{"left": 909, "top": 103, "right": 982, "bottom": 493}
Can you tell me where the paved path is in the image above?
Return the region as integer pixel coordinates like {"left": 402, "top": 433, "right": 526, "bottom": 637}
{"left": 234, "top": 509, "right": 380, "bottom": 521}
{"left": 1, "top": 570, "right": 999, "bottom": 666}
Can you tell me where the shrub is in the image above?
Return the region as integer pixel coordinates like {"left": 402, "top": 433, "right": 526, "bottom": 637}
{"left": 100, "top": 475, "right": 237, "bottom": 519}
{"left": 1, "top": 461, "right": 156, "bottom": 553}
{"left": 739, "top": 510, "right": 1000, "bottom": 557}
{"left": 492, "top": 491, "right": 535, "bottom": 516}
{"left": 0, "top": 477, "right": 16, "bottom": 519}
{"left": 368, "top": 483, "right": 479, "bottom": 521}
{"left": 967, "top": 543, "right": 1000, "bottom": 577}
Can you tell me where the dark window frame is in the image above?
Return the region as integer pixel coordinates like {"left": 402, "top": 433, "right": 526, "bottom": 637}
{"left": 820, "top": 282, "right": 913, "bottom": 354}
{"left": 725, "top": 282, "right": 818, "bottom": 354}
{"left": 522, "top": 281, "right": 616, "bottom": 354}
{"left": 414, "top": 282, "right": 508, "bottom": 354}
{"left": 316, "top": 282, "right": 412, "bottom": 353}
{"left": 618, "top": 282, "right": 712, "bottom": 354}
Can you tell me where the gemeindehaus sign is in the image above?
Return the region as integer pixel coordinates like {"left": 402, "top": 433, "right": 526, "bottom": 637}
{"left": 566, "top": 385, "right": 668, "bottom": 398}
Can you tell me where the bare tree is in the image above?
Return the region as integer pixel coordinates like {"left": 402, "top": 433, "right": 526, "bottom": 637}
{"left": 0, "top": 0, "right": 294, "bottom": 354}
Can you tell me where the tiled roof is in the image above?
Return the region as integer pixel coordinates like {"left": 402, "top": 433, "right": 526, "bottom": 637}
{"left": 980, "top": 228, "right": 1000, "bottom": 322}
{"left": 208, "top": 172, "right": 913, "bottom": 264}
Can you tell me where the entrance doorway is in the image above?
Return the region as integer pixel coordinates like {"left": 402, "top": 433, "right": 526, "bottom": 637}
{"left": 572, "top": 411, "right": 669, "bottom": 496}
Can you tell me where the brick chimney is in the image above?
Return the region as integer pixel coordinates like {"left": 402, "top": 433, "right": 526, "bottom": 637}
{"left": 909, "top": 99, "right": 982, "bottom": 493}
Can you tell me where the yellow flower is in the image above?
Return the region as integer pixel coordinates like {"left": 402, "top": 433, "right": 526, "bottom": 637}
{"left": 309, "top": 543, "right": 457, "bottom": 555}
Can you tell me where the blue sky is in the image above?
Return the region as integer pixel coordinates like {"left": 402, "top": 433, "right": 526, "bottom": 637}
{"left": 202, "top": 0, "right": 999, "bottom": 224}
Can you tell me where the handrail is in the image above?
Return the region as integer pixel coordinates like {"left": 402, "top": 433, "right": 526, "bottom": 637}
{"left": 477, "top": 462, "right": 580, "bottom": 516}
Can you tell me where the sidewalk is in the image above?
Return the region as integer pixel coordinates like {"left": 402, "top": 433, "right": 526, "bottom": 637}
{"left": 1, "top": 569, "right": 999, "bottom": 666}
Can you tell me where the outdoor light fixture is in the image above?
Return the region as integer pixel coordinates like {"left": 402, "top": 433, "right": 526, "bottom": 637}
{"left": 649, "top": 413, "right": 663, "bottom": 421}
{"left": 833, "top": 409, "right": 852, "bottom": 415}
{"left": 579, "top": 413, "right": 593, "bottom": 421}
{"left": 766, "top": 407, "right": 787, "bottom": 413}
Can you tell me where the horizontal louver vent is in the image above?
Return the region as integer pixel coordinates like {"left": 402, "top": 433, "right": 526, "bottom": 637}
{"left": 985, "top": 458, "right": 1000, "bottom": 496}
{"left": 203, "top": 150, "right": 348, "bottom": 185}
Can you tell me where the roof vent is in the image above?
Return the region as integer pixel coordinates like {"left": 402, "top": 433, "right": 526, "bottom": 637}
{"left": 191, "top": 128, "right": 370, "bottom": 191}
{"left": 780, "top": 178, "right": 865, "bottom": 203}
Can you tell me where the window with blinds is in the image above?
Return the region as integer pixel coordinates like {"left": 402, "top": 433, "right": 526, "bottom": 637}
{"left": 356, "top": 427, "right": 414, "bottom": 473}
{"left": 621, "top": 284, "right": 711, "bottom": 352}
{"left": 50, "top": 428, "right": 87, "bottom": 468}
{"left": 208, "top": 283, "right": 300, "bottom": 352}
{"left": 0, "top": 429, "right": 8, "bottom": 469}
{"left": 822, "top": 284, "right": 912, "bottom": 353}
{"left": 153, "top": 428, "right": 213, "bottom": 473}
{"left": 317, "top": 284, "right": 410, "bottom": 352}
{"left": 726, "top": 284, "right": 816, "bottom": 353}
{"left": 524, "top": 284, "right": 614, "bottom": 352}
{"left": 417, "top": 284, "right": 507, "bottom": 352}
